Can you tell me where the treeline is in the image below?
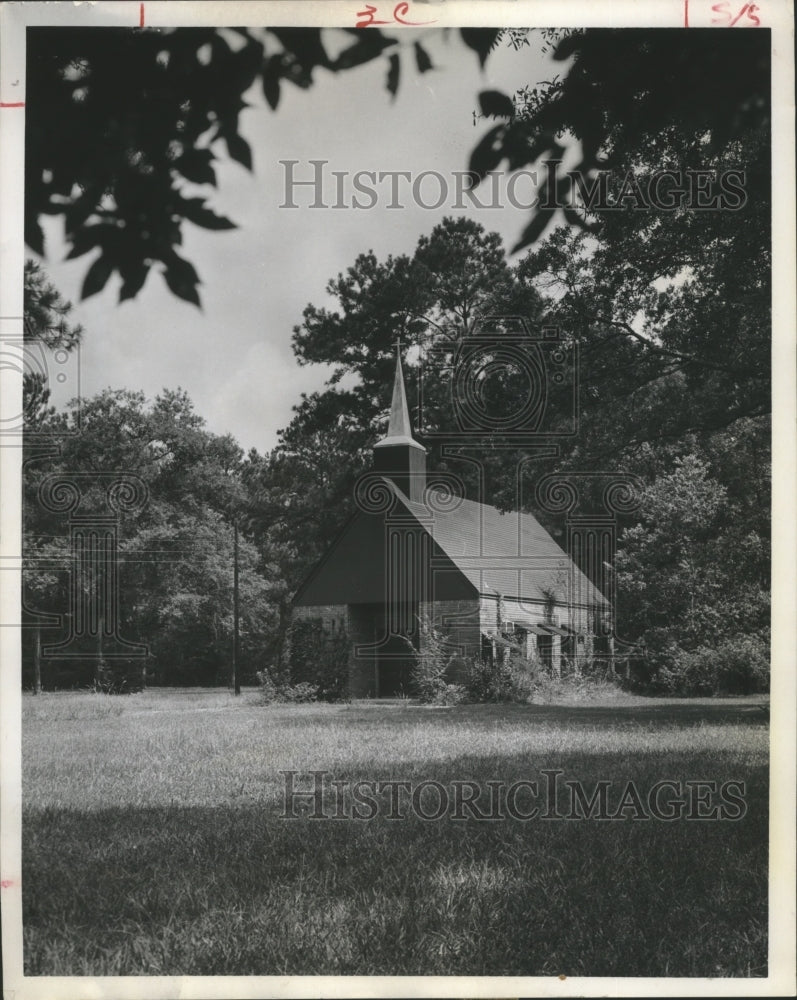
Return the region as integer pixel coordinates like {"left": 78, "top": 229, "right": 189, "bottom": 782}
{"left": 21, "top": 208, "right": 770, "bottom": 697}
{"left": 19, "top": 28, "right": 771, "bottom": 695}
{"left": 23, "top": 384, "right": 274, "bottom": 688}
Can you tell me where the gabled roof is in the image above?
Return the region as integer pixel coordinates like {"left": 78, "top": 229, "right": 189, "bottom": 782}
{"left": 386, "top": 479, "right": 607, "bottom": 609}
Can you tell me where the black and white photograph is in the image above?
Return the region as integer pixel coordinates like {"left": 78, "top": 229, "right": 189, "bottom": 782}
{"left": 0, "top": 1, "right": 794, "bottom": 996}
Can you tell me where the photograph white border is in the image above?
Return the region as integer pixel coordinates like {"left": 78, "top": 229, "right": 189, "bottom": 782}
{"left": 1, "top": 3, "right": 794, "bottom": 997}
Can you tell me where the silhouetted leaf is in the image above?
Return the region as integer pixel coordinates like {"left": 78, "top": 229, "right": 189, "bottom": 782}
{"left": 414, "top": 42, "right": 433, "bottom": 73}
{"left": 230, "top": 37, "right": 265, "bottom": 92}
{"left": 386, "top": 53, "right": 400, "bottom": 98}
{"left": 65, "top": 225, "right": 111, "bottom": 260}
{"left": 262, "top": 60, "right": 281, "bottom": 109}
{"left": 553, "top": 30, "right": 584, "bottom": 62}
{"left": 478, "top": 90, "right": 514, "bottom": 118}
{"left": 460, "top": 29, "right": 500, "bottom": 68}
{"left": 119, "top": 262, "right": 150, "bottom": 302}
{"left": 510, "top": 207, "right": 556, "bottom": 253}
{"left": 25, "top": 217, "right": 45, "bottom": 257}
{"left": 225, "top": 133, "right": 253, "bottom": 171}
{"left": 180, "top": 197, "right": 237, "bottom": 230}
{"left": 175, "top": 149, "right": 217, "bottom": 186}
{"left": 63, "top": 188, "right": 103, "bottom": 234}
{"left": 163, "top": 253, "right": 201, "bottom": 307}
{"left": 333, "top": 33, "right": 395, "bottom": 72}
{"left": 468, "top": 124, "right": 506, "bottom": 181}
{"left": 81, "top": 254, "right": 114, "bottom": 300}
{"left": 271, "top": 28, "right": 330, "bottom": 72}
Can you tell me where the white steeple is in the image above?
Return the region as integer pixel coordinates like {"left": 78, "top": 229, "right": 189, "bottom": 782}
{"left": 374, "top": 343, "right": 425, "bottom": 452}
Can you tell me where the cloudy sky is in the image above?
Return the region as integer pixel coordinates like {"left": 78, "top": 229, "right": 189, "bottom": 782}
{"left": 38, "top": 28, "right": 554, "bottom": 453}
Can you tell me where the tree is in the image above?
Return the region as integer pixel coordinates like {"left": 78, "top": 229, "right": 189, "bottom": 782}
{"left": 25, "top": 26, "right": 501, "bottom": 306}
{"left": 615, "top": 451, "right": 769, "bottom": 691}
{"left": 22, "top": 386, "right": 281, "bottom": 688}
{"left": 245, "top": 218, "right": 542, "bottom": 594}
{"left": 25, "top": 28, "right": 769, "bottom": 305}
{"left": 264, "top": 202, "right": 770, "bottom": 687}
{"left": 22, "top": 259, "right": 83, "bottom": 430}
{"left": 24, "top": 259, "right": 84, "bottom": 348}
{"left": 477, "top": 28, "right": 769, "bottom": 251}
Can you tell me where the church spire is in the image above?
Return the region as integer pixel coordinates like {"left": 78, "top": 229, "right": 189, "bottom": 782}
{"left": 373, "top": 341, "right": 427, "bottom": 503}
{"left": 374, "top": 341, "right": 425, "bottom": 452}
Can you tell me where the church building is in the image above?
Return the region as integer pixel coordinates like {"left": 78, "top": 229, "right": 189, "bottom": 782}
{"left": 292, "top": 350, "right": 608, "bottom": 697}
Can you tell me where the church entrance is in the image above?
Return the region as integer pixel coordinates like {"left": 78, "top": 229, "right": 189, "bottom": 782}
{"left": 374, "top": 603, "right": 417, "bottom": 697}
{"left": 376, "top": 639, "right": 414, "bottom": 696}
{"left": 348, "top": 602, "right": 417, "bottom": 697}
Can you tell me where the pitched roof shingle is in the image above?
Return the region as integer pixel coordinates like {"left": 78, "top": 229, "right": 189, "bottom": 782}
{"left": 388, "top": 479, "right": 607, "bottom": 608}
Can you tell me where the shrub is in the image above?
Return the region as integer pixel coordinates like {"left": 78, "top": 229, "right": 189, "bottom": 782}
{"left": 655, "top": 632, "right": 770, "bottom": 695}
{"left": 425, "top": 683, "right": 468, "bottom": 706}
{"left": 465, "top": 642, "right": 540, "bottom": 703}
{"left": 286, "top": 619, "right": 349, "bottom": 701}
{"left": 256, "top": 669, "right": 281, "bottom": 703}
{"left": 92, "top": 660, "right": 145, "bottom": 695}
{"left": 409, "top": 614, "right": 455, "bottom": 703}
{"left": 256, "top": 671, "right": 319, "bottom": 704}
{"left": 280, "top": 681, "right": 320, "bottom": 703}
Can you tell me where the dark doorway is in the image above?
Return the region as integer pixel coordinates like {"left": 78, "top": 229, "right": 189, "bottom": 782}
{"left": 538, "top": 633, "right": 554, "bottom": 666}
{"left": 350, "top": 602, "right": 417, "bottom": 697}
{"left": 377, "top": 645, "right": 414, "bottom": 696}
{"left": 374, "top": 603, "right": 416, "bottom": 696}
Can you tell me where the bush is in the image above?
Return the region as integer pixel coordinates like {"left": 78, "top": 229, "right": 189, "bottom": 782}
{"left": 92, "top": 660, "right": 145, "bottom": 695}
{"left": 256, "top": 672, "right": 319, "bottom": 704}
{"left": 409, "top": 614, "right": 455, "bottom": 703}
{"left": 465, "top": 643, "right": 541, "bottom": 703}
{"left": 425, "top": 683, "right": 468, "bottom": 706}
{"left": 279, "top": 681, "right": 320, "bottom": 703}
{"left": 286, "top": 619, "right": 349, "bottom": 701}
{"left": 655, "top": 633, "right": 770, "bottom": 695}
{"left": 464, "top": 641, "right": 628, "bottom": 704}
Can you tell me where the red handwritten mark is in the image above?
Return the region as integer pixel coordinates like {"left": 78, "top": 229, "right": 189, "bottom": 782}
{"left": 1, "top": 879, "right": 15, "bottom": 889}
{"left": 139, "top": 3, "right": 145, "bottom": 27}
{"left": 0, "top": 102, "right": 25, "bottom": 108}
{"left": 356, "top": 4, "right": 390, "bottom": 27}
{"left": 393, "top": 2, "right": 436, "bottom": 25}
{"left": 733, "top": 2, "right": 760, "bottom": 24}
{"left": 710, "top": 1, "right": 761, "bottom": 25}
{"left": 356, "top": 2, "right": 436, "bottom": 28}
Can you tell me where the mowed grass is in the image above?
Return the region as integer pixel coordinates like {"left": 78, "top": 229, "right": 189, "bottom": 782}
{"left": 22, "top": 687, "right": 769, "bottom": 977}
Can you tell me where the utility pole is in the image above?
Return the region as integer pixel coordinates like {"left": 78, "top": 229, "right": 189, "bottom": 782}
{"left": 232, "top": 521, "right": 240, "bottom": 695}
{"left": 33, "top": 626, "right": 42, "bottom": 695}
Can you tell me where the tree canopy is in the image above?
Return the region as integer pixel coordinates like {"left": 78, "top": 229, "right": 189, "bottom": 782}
{"left": 26, "top": 26, "right": 769, "bottom": 306}
{"left": 25, "top": 25, "right": 500, "bottom": 305}
{"left": 23, "top": 384, "right": 278, "bottom": 688}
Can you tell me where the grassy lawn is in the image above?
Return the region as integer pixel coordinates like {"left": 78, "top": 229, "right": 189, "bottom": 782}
{"left": 22, "top": 687, "right": 768, "bottom": 977}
